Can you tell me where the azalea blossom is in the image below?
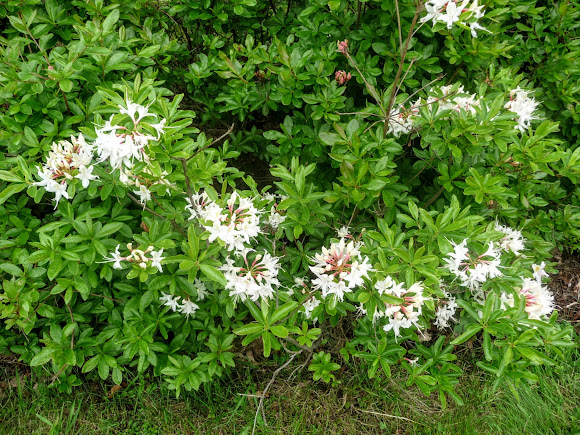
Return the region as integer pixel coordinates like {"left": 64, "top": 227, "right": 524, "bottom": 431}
{"left": 103, "top": 244, "right": 124, "bottom": 269}
{"left": 500, "top": 278, "right": 554, "bottom": 320}
{"left": 495, "top": 223, "right": 526, "bottom": 256}
{"left": 310, "top": 238, "right": 373, "bottom": 302}
{"left": 33, "top": 135, "right": 97, "bottom": 206}
{"left": 373, "top": 279, "right": 428, "bottom": 339}
{"left": 504, "top": 87, "right": 540, "bottom": 132}
{"left": 421, "top": 1, "right": 489, "bottom": 37}
{"left": 160, "top": 292, "right": 181, "bottom": 312}
{"left": 532, "top": 262, "right": 549, "bottom": 282}
{"left": 434, "top": 290, "right": 458, "bottom": 329}
{"left": 195, "top": 191, "right": 261, "bottom": 254}
{"left": 194, "top": 278, "right": 209, "bottom": 300}
{"left": 179, "top": 299, "right": 199, "bottom": 318}
{"left": 220, "top": 252, "right": 281, "bottom": 302}
{"left": 444, "top": 239, "right": 503, "bottom": 290}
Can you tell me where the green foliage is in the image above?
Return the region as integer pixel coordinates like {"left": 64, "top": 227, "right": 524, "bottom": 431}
{"left": 0, "top": 0, "right": 577, "bottom": 409}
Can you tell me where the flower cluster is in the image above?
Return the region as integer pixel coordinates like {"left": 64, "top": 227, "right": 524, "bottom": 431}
{"left": 104, "top": 243, "right": 164, "bottom": 272}
{"left": 444, "top": 239, "right": 503, "bottom": 291}
{"left": 33, "top": 135, "right": 98, "bottom": 206}
{"left": 421, "top": 0, "right": 488, "bottom": 37}
{"left": 159, "top": 292, "right": 199, "bottom": 318}
{"left": 430, "top": 84, "right": 481, "bottom": 115}
{"left": 374, "top": 278, "right": 427, "bottom": 338}
{"left": 34, "top": 98, "right": 167, "bottom": 207}
{"left": 309, "top": 238, "right": 373, "bottom": 302}
{"left": 388, "top": 84, "right": 481, "bottom": 137}
{"left": 335, "top": 70, "right": 352, "bottom": 86}
{"left": 434, "top": 290, "right": 458, "bottom": 329}
{"left": 495, "top": 223, "right": 526, "bottom": 255}
{"left": 500, "top": 277, "right": 554, "bottom": 320}
{"left": 186, "top": 191, "right": 261, "bottom": 254}
{"left": 504, "top": 87, "right": 540, "bottom": 132}
{"left": 388, "top": 103, "right": 420, "bottom": 137}
{"left": 120, "top": 167, "right": 174, "bottom": 205}
{"left": 94, "top": 99, "right": 165, "bottom": 170}
{"left": 220, "top": 252, "right": 281, "bottom": 302}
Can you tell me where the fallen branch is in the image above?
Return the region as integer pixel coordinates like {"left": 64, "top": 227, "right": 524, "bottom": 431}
{"left": 252, "top": 351, "right": 302, "bottom": 435}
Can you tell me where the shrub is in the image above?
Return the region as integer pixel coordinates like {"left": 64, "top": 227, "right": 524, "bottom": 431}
{"left": 0, "top": 0, "right": 577, "bottom": 406}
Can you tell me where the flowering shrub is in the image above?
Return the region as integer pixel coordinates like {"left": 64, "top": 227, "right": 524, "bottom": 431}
{"left": 0, "top": 0, "right": 577, "bottom": 405}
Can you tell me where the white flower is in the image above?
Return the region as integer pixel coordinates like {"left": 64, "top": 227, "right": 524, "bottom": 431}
{"left": 33, "top": 135, "right": 94, "bottom": 206}
{"left": 303, "top": 297, "right": 321, "bottom": 320}
{"left": 437, "top": 1, "right": 463, "bottom": 29}
{"left": 268, "top": 206, "right": 286, "bottom": 229}
{"left": 179, "top": 299, "right": 199, "bottom": 318}
{"left": 444, "top": 239, "right": 503, "bottom": 291}
{"left": 310, "top": 238, "right": 373, "bottom": 302}
{"left": 75, "top": 165, "right": 98, "bottom": 188}
{"left": 104, "top": 244, "right": 124, "bottom": 269}
{"left": 194, "top": 278, "right": 208, "bottom": 300}
{"left": 375, "top": 278, "right": 427, "bottom": 338}
{"left": 119, "top": 99, "right": 155, "bottom": 125}
{"left": 495, "top": 223, "right": 526, "bottom": 256}
{"left": 388, "top": 102, "right": 419, "bottom": 137}
{"left": 504, "top": 87, "right": 540, "bottom": 132}
{"left": 434, "top": 291, "right": 458, "bottom": 329}
{"left": 519, "top": 278, "right": 554, "bottom": 320}
{"left": 532, "top": 262, "right": 549, "bottom": 282}
{"left": 185, "top": 191, "right": 213, "bottom": 220}
{"left": 220, "top": 252, "right": 281, "bottom": 302}
{"left": 150, "top": 249, "right": 164, "bottom": 273}
{"left": 337, "top": 226, "right": 350, "bottom": 238}
{"left": 160, "top": 292, "right": 181, "bottom": 311}
{"left": 133, "top": 184, "right": 152, "bottom": 205}
{"left": 149, "top": 119, "right": 166, "bottom": 138}
{"left": 201, "top": 191, "right": 261, "bottom": 254}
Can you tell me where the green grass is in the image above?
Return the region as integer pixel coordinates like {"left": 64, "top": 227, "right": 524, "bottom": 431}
{"left": 0, "top": 352, "right": 578, "bottom": 434}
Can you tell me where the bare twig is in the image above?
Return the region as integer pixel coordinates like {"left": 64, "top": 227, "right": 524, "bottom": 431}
{"left": 423, "top": 185, "right": 445, "bottom": 208}
{"left": 354, "top": 407, "right": 420, "bottom": 424}
{"left": 49, "top": 363, "right": 68, "bottom": 385}
{"left": 186, "top": 123, "right": 235, "bottom": 162}
{"left": 384, "top": 3, "right": 422, "bottom": 137}
{"left": 252, "top": 351, "right": 302, "bottom": 435}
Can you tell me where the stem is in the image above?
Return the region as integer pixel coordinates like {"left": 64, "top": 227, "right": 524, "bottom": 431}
{"left": 423, "top": 185, "right": 445, "bottom": 208}
{"left": 127, "top": 193, "right": 187, "bottom": 238}
{"left": 186, "top": 123, "right": 234, "bottom": 162}
{"left": 384, "top": 3, "right": 422, "bottom": 138}
{"left": 252, "top": 351, "right": 301, "bottom": 435}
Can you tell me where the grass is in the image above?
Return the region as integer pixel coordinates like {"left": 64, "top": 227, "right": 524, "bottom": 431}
{"left": 0, "top": 350, "right": 578, "bottom": 434}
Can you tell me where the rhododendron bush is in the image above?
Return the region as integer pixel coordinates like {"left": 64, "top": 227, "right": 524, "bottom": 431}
{"left": 0, "top": 0, "right": 578, "bottom": 405}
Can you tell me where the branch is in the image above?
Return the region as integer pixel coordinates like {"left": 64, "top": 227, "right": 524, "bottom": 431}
{"left": 127, "top": 193, "right": 187, "bottom": 238}
{"left": 252, "top": 351, "right": 301, "bottom": 435}
{"left": 384, "top": 3, "right": 422, "bottom": 138}
{"left": 186, "top": 123, "right": 235, "bottom": 162}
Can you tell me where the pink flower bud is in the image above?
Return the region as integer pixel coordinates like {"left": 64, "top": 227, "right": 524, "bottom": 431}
{"left": 335, "top": 70, "right": 352, "bottom": 85}
{"left": 337, "top": 39, "right": 349, "bottom": 55}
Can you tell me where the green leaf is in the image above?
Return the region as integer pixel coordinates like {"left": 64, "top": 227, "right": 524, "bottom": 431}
{"left": 233, "top": 323, "right": 264, "bottom": 335}
{"left": 59, "top": 79, "right": 73, "bottom": 93}
{"left": 0, "top": 263, "right": 23, "bottom": 276}
{"left": 0, "top": 183, "right": 27, "bottom": 204}
{"left": 30, "top": 348, "right": 55, "bottom": 366}
{"left": 262, "top": 331, "right": 272, "bottom": 357}
{"left": 270, "top": 301, "right": 299, "bottom": 323}
{"left": 96, "top": 222, "right": 123, "bottom": 238}
{"left": 450, "top": 324, "right": 482, "bottom": 345}
{"left": 200, "top": 264, "right": 227, "bottom": 287}
{"left": 269, "top": 325, "right": 288, "bottom": 338}
{"left": 0, "top": 170, "right": 23, "bottom": 183}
